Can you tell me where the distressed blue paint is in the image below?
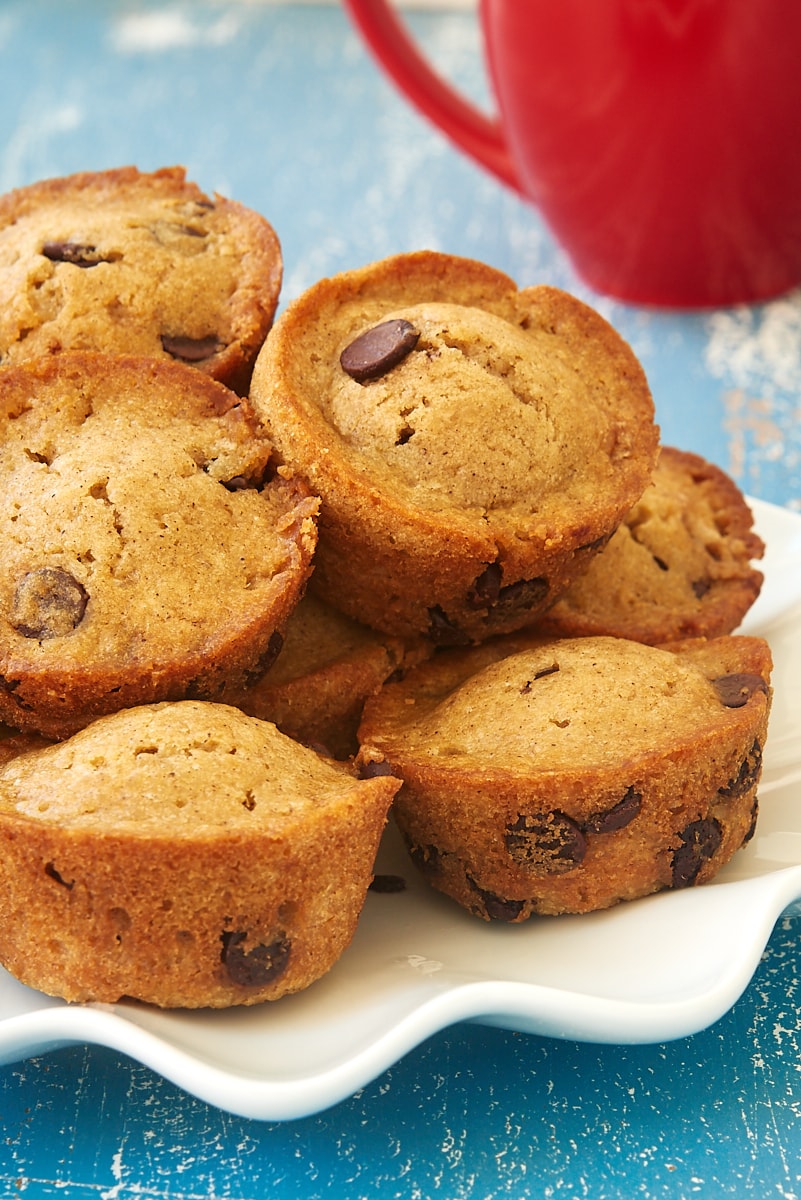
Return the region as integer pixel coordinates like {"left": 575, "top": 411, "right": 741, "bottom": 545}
{"left": 1, "top": 2, "right": 800, "bottom": 1195}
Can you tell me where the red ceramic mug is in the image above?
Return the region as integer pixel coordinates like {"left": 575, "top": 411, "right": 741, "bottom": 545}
{"left": 344, "top": 0, "right": 801, "bottom": 307}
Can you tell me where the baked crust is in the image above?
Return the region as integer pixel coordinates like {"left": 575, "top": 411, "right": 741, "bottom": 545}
{"left": 249, "top": 251, "right": 659, "bottom": 641}
{"left": 0, "top": 701, "right": 399, "bottom": 1007}
{"left": 357, "top": 631, "right": 772, "bottom": 918}
{"left": 0, "top": 352, "right": 318, "bottom": 737}
{"left": 535, "top": 446, "right": 764, "bottom": 642}
{"left": 0, "top": 165, "right": 282, "bottom": 394}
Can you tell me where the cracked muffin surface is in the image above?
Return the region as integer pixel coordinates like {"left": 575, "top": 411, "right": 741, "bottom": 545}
{"left": 356, "top": 631, "right": 772, "bottom": 918}
{"left": 534, "top": 446, "right": 765, "bottom": 643}
{"left": 250, "top": 250, "right": 659, "bottom": 642}
{"left": 0, "top": 351, "right": 318, "bottom": 737}
{"left": 0, "top": 165, "right": 282, "bottom": 394}
{"left": 0, "top": 700, "right": 398, "bottom": 1007}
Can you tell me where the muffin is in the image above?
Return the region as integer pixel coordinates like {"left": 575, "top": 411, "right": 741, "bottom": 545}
{"left": 357, "top": 631, "right": 772, "bottom": 919}
{"left": 0, "top": 352, "right": 318, "bottom": 738}
{"left": 534, "top": 446, "right": 764, "bottom": 643}
{"left": 229, "top": 592, "right": 430, "bottom": 759}
{"left": 0, "top": 701, "right": 400, "bottom": 1007}
{"left": 0, "top": 165, "right": 282, "bottom": 394}
{"left": 249, "top": 251, "right": 659, "bottom": 642}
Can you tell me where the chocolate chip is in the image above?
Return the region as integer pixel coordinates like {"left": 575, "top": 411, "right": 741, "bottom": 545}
{"left": 487, "top": 577, "right": 549, "bottom": 622}
{"left": 505, "top": 811, "right": 587, "bottom": 874}
{"left": 652, "top": 555, "right": 669, "bottom": 571}
{"left": 718, "top": 738, "right": 763, "bottom": 799}
{"left": 220, "top": 929, "right": 291, "bottom": 987}
{"left": 160, "top": 333, "right": 223, "bottom": 363}
{"left": 520, "top": 664, "right": 560, "bottom": 693}
{"left": 467, "top": 874, "right": 527, "bottom": 922}
{"left": 11, "top": 568, "right": 88, "bottom": 639}
{"left": 577, "top": 532, "right": 613, "bottom": 555}
{"left": 239, "top": 630, "right": 285, "bottom": 689}
{"left": 692, "top": 578, "right": 711, "bottom": 599}
{"left": 406, "top": 841, "right": 443, "bottom": 878}
{"left": 44, "top": 862, "right": 74, "bottom": 890}
{"left": 369, "top": 874, "right": 407, "bottom": 893}
{"left": 743, "top": 795, "right": 759, "bottom": 844}
{"left": 340, "top": 319, "right": 420, "bottom": 383}
{"left": 584, "top": 786, "right": 642, "bottom": 834}
{"left": 427, "top": 605, "right": 471, "bottom": 646}
{"left": 713, "top": 673, "right": 769, "bottom": 708}
{"left": 359, "top": 758, "right": 395, "bottom": 780}
{"left": 671, "top": 818, "right": 723, "bottom": 888}
{"left": 220, "top": 462, "right": 274, "bottom": 493}
{"left": 469, "top": 562, "right": 502, "bottom": 608}
{"left": 42, "top": 241, "right": 108, "bottom": 268}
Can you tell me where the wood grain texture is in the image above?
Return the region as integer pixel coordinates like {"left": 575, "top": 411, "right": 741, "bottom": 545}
{"left": 0, "top": 1, "right": 800, "bottom": 1195}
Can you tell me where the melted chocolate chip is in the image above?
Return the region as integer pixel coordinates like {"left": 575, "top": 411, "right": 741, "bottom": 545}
{"left": 743, "top": 795, "right": 759, "bottom": 844}
{"left": 340, "top": 319, "right": 420, "bottom": 383}
{"left": 467, "top": 874, "right": 527, "bottom": 922}
{"left": 44, "top": 862, "right": 74, "bottom": 890}
{"left": 369, "top": 874, "right": 407, "bottom": 893}
{"left": 427, "top": 605, "right": 471, "bottom": 646}
{"left": 359, "top": 758, "right": 396, "bottom": 780}
{"left": 42, "top": 241, "right": 108, "bottom": 268}
{"left": 220, "top": 461, "right": 273, "bottom": 492}
{"left": 505, "top": 811, "right": 587, "bottom": 874}
{"left": 692, "top": 578, "right": 712, "bottom": 599}
{"left": 469, "top": 562, "right": 502, "bottom": 608}
{"left": 161, "top": 333, "right": 223, "bottom": 363}
{"left": 11, "top": 568, "right": 88, "bottom": 639}
{"left": 488, "top": 577, "right": 549, "bottom": 622}
{"left": 713, "top": 673, "right": 769, "bottom": 708}
{"left": 469, "top": 565, "right": 549, "bottom": 620}
{"left": 406, "top": 841, "right": 443, "bottom": 878}
{"left": 520, "top": 664, "right": 560, "bottom": 693}
{"left": 718, "top": 738, "right": 763, "bottom": 799}
{"left": 220, "top": 929, "right": 291, "bottom": 987}
{"left": 584, "top": 786, "right": 642, "bottom": 834}
{"left": 240, "top": 630, "right": 285, "bottom": 688}
{"left": 671, "top": 818, "right": 723, "bottom": 888}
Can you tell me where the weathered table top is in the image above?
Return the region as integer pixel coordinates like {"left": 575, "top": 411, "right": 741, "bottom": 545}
{"left": 1, "top": 3, "right": 801, "bottom": 1196}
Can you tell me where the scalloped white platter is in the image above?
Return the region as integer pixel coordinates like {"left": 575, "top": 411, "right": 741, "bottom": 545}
{"left": 0, "top": 497, "right": 799, "bottom": 1121}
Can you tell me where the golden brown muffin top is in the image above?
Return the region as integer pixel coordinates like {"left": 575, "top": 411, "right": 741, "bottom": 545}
{"left": 536, "top": 446, "right": 765, "bottom": 643}
{"left": 252, "top": 251, "right": 659, "bottom": 541}
{"left": 358, "top": 632, "right": 772, "bottom": 775}
{"left": 0, "top": 701, "right": 377, "bottom": 835}
{"left": 0, "top": 165, "right": 282, "bottom": 393}
{"left": 0, "top": 352, "right": 317, "bottom": 676}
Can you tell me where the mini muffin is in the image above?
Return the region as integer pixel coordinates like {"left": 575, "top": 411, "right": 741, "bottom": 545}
{"left": 535, "top": 446, "right": 764, "bottom": 643}
{"left": 0, "top": 352, "right": 318, "bottom": 738}
{"left": 357, "top": 631, "right": 772, "bottom": 919}
{"left": 0, "top": 165, "right": 282, "bottom": 394}
{"left": 229, "top": 592, "right": 430, "bottom": 759}
{"left": 249, "top": 251, "right": 659, "bottom": 642}
{"left": 0, "top": 701, "right": 399, "bottom": 1007}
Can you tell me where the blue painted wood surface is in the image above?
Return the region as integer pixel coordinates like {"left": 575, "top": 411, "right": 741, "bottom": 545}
{"left": 1, "top": 2, "right": 801, "bottom": 1195}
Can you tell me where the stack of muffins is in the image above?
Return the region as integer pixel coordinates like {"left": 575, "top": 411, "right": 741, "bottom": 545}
{"left": 0, "top": 166, "right": 771, "bottom": 1009}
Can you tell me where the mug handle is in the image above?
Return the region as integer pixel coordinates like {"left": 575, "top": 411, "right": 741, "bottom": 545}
{"left": 343, "top": 0, "right": 522, "bottom": 193}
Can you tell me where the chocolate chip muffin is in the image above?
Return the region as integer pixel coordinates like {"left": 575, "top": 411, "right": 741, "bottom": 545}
{"left": 0, "top": 701, "right": 399, "bottom": 1007}
{"left": 249, "top": 251, "right": 659, "bottom": 643}
{"left": 229, "top": 592, "right": 430, "bottom": 760}
{"left": 357, "top": 631, "right": 772, "bottom": 919}
{"left": 0, "top": 352, "right": 318, "bottom": 738}
{"left": 534, "top": 446, "right": 764, "bottom": 644}
{"left": 0, "top": 165, "right": 282, "bottom": 394}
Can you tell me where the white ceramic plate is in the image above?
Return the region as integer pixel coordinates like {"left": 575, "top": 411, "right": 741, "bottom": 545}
{"left": 0, "top": 497, "right": 799, "bottom": 1121}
